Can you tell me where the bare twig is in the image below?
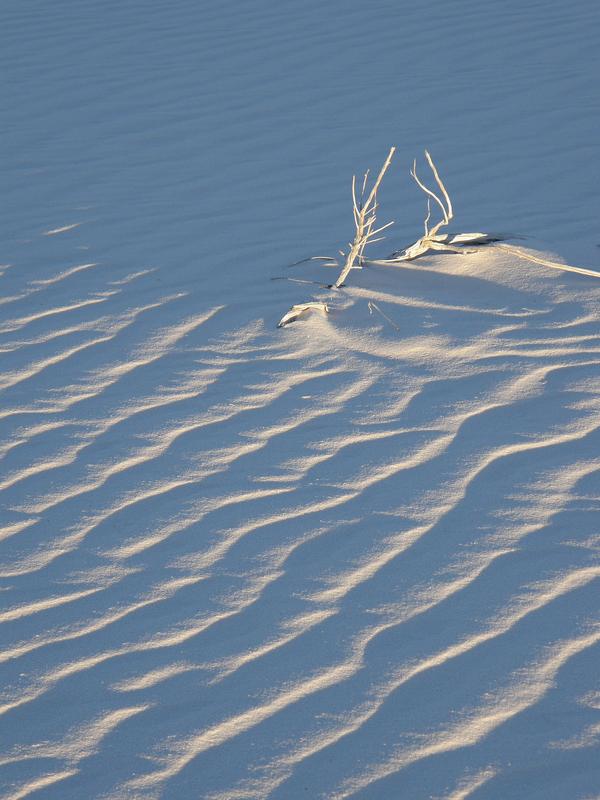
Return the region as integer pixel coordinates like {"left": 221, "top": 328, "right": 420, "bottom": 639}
{"left": 370, "top": 151, "right": 481, "bottom": 264}
{"left": 495, "top": 243, "right": 600, "bottom": 278}
{"left": 368, "top": 301, "right": 400, "bottom": 331}
{"left": 333, "top": 147, "right": 396, "bottom": 287}
{"left": 275, "top": 148, "right": 395, "bottom": 327}
{"left": 286, "top": 255, "right": 339, "bottom": 269}
{"left": 271, "top": 276, "right": 332, "bottom": 288}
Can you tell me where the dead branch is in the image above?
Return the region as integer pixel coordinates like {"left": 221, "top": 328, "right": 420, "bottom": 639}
{"left": 277, "top": 301, "right": 329, "bottom": 328}
{"left": 370, "top": 151, "right": 480, "bottom": 264}
{"left": 496, "top": 243, "right": 600, "bottom": 278}
{"left": 333, "top": 147, "right": 396, "bottom": 287}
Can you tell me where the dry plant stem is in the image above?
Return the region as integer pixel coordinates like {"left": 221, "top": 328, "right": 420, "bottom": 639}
{"left": 286, "top": 255, "right": 340, "bottom": 269}
{"left": 496, "top": 243, "right": 600, "bottom": 278}
{"left": 368, "top": 301, "right": 400, "bottom": 331}
{"left": 370, "top": 150, "right": 478, "bottom": 264}
{"left": 334, "top": 147, "right": 395, "bottom": 287}
{"left": 402, "top": 150, "right": 472, "bottom": 259}
{"left": 271, "top": 276, "right": 332, "bottom": 288}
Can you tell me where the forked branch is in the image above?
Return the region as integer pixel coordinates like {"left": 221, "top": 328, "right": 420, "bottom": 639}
{"left": 333, "top": 147, "right": 395, "bottom": 287}
{"left": 370, "top": 150, "right": 482, "bottom": 264}
{"left": 411, "top": 151, "right": 453, "bottom": 239}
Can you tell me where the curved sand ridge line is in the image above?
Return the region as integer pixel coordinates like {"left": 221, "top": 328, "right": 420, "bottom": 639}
{"left": 0, "top": 260, "right": 97, "bottom": 305}
{"left": 1, "top": 244, "right": 600, "bottom": 799}
{"left": 120, "top": 460, "right": 600, "bottom": 797}
{"left": 326, "top": 626, "right": 600, "bottom": 800}
{"left": 0, "top": 362, "right": 357, "bottom": 576}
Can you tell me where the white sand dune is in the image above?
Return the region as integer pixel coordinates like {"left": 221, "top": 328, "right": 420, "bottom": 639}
{"left": 1, "top": 1, "right": 600, "bottom": 799}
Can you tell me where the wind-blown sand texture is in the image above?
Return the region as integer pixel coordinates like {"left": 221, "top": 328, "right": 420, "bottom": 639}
{"left": 1, "top": 1, "right": 600, "bottom": 798}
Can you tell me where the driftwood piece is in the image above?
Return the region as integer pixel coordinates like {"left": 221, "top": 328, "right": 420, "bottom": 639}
{"left": 277, "top": 301, "right": 329, "bottom": 328}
